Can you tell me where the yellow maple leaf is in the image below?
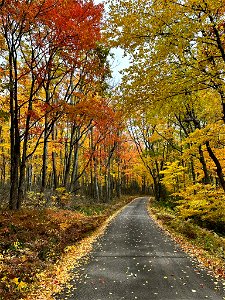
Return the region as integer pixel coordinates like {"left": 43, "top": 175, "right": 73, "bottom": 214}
{"left": 18, "top": 281, "right": 27, "bottom": 290}
{"left": 11, "top": 277, "right": 19, "bottom": 285}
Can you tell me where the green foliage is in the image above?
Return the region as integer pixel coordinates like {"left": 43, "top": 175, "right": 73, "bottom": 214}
{"left": 169, "top": 217, "right": 225, "bottom": 259}
{"left": 72, "top": 203, "right": 107, "bottom": 216}
{"left": 24, "top": 192, "right": 48, "bottom": 208}
{"left": 169, "top": 218, "right": 198, "bottom": 240}
{"left": 53, "top": 188, "right": 72, "bottom": 208}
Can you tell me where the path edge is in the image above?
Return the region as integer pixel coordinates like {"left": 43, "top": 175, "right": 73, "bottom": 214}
{"left": 25, "top": 197, "right": 140, "bottom": 300}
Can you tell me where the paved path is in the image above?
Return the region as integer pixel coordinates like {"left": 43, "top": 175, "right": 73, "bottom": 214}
{"left": 55, "top": 197, "right": 225, "bottom": 299}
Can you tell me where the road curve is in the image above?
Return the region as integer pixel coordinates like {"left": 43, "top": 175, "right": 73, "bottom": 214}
{"left": 55, "top": 197, "right": 225, "bottom": 300}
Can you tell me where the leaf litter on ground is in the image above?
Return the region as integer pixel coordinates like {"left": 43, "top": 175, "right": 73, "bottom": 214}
{"left": 0, "top": 196, "right": 135, "bottom": 299}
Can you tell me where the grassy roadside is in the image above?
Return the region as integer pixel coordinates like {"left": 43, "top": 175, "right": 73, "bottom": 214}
{"left": 0, "top": 195, "right": 136, "bottom": 300}
{"left": 147, "top": 197, "right": 225, "bottom": 280}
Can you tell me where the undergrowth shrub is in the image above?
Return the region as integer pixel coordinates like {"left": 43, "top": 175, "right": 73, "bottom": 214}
{"left": 173, "top": 184, "right": 225, "bottom": 235}
{"left": 169, "top": 219, "right": 198, "bottom": 239}
{"left": 150, "top": 197, "right": 225, "bottom": 259}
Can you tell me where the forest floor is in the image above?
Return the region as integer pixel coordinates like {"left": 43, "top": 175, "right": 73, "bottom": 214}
{"left": 0, "top": 195, "right": 135, "bottom": 300}
{"left": 148, "top": 198, "right": 225, "bottom": 282}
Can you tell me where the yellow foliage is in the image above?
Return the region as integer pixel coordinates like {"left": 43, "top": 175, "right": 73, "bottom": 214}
{"left": 59, "top": 222, "right": 70, "bottom": 231}
{"left": 176, "top": 184, "right": 225, "bottom": 223}
{"left": 17, "top": 280, "right": 28, "bottom": 290}
{"left": 11, "top": 277, "right": 19, "bottom": 285}
{"left": 160, "top": 161, "right": 187, "bottom": 192}
{"left": 11, "top": 277, "right": 27, "bottom": 290}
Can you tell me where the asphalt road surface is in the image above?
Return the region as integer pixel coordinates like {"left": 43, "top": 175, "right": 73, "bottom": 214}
{"left": 55, "top": 197, "right": 225, "bottom": 300}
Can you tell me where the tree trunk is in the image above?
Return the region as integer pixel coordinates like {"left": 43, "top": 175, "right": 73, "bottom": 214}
{"left": 26, "top": 164, "right": 32, "bottom": 191}
{"left": 18, "top": 75, "right": 35, "bottom": 207}
{"left": 198, "top": 145, "right": 210, "bottom": 184}
{"left": 41, "top": 83, "right": 51, "bottom": 192}
{"left": 52, "top": 151, "right": 58, "bottom": 189}
{"left": 64, "top": 144, "right": 73, "bottom": 189}
{"left": 70, "top": 142, "right": 79, "bottom": 192}
{"left": 41, "top": 119, "right": 48, "bottom": 192}
{"left": 152, "top": 176, "right": 160, "bottom": 201}
{"left": 116, "top": 162, "right": 121, "bottom": 198}
{"left": 9, "top": 51, "right": 20, "bottom": 210}
{"left": 93, "top": 156, "right": 100, "bottom": 201}
{"left": 190, "top": 158, "right": 196, "bottom": 184}
{"left": 205, "top": 141, "right": 225, "bottom": 191}
{"left": 106, "top": 161, "right": 111, "bottom": 202}
{"left": 64, "top": 124, "right": 76, "bottom": 189}
{"left": 51, "top": 128, "right": 58, "bottom": 189}
{"left": 142, "top": 175, "right": 146, "bottom": 194}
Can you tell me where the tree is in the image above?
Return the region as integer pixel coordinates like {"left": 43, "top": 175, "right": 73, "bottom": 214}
{"left": 0, "top": 0, "right": 103, "bottom": 209}
{"left": 106, "top": 0, "right": 225, "bottom": 197}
